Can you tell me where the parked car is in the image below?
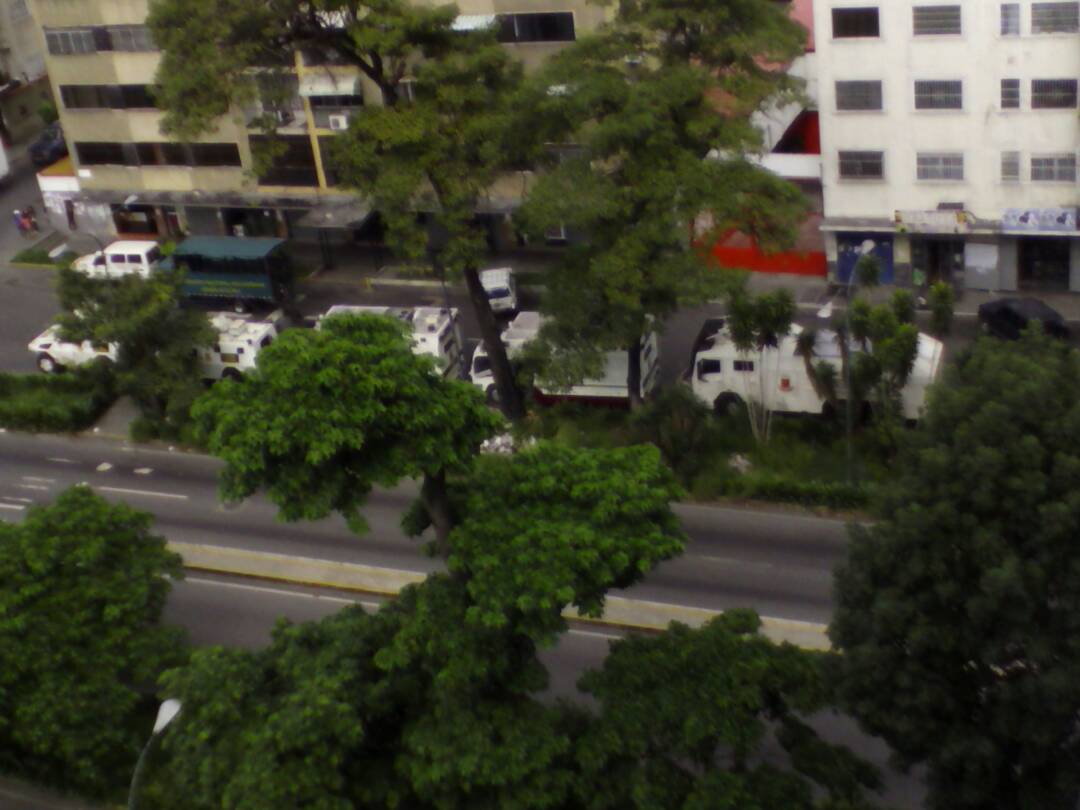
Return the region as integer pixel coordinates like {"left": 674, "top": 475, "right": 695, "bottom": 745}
{"left": 977, "top": 297, "right": 1070, "bottom": 340}
{"left": 28, "top": 123, "right": 68, "bottom": 168}
{"left": 71, "top": 240, "right": 163, "bottom": 280}
{"left": 27, "top": 325, "right": 117, "bottom": 373}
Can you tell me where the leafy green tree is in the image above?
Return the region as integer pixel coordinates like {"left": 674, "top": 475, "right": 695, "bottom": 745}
{"left": 56, "top": 267, "right": 213, "bottom": 437}
{"left": 193, "top": 314, "right": 500, "bottom": 553}
{"left": 831, "top": 331, "right": 1080, "bottom": 810}
{"left": 148, "top": 0, "right": 459, "bottom": 139}
{"left": 515, "top": 0, "right": 807, "bottom": 408}
{"left": 576, "top": 610, "right": 880, "bottom": 810}
{"left": 331, "top": 31, "right": 532, "bottom": 420}
{"left": 726, "top": 288, "right": 796, "bottom": 442}
{"left": 0, "top": 487, "right": 186, "bottom": 798}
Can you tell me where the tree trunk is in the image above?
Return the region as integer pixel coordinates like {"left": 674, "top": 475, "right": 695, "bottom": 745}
{"left": 462, "top": 265, "right": 526, "bottom": 421}
{"left": 420, "top": 469, "right": 454, "bottom": 557}
{"left": 626, "top": 336, "right": 643, "bottom": 410}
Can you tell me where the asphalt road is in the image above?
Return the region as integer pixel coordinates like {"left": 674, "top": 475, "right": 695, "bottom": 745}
{"left": 163, "top": 572, "right": 925, "bottom": 809}
{"left": 0, "top": 431, "right": 845, "bottom": 624}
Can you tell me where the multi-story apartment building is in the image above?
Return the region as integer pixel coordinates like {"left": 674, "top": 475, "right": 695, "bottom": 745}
{"left": 27, "top": 0, "right": 610, "bottom": 247}
{"left": 0, "top": 0, "right": 51, "bottom": 144}
{"left": 815, "top": 2, "right": 1080, "bottom": 292}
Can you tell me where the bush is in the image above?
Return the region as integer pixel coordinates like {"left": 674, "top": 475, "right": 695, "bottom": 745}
{"left": 721, "top": 472, "right": 871, "bottom": 511}
{"left": 37, "top": 101, "right": 58, "bottom": 126}
{"left": 0, "top": 365, "right": 115, "bottom": 432}
{"left": 928, "top": 281, "right": 955, "bottom": 336}
{"left": 891, "top": 289, "right": 916, "bottom": 325}
{"left": 11, "top": 247, "right": 55, "bottom": 265}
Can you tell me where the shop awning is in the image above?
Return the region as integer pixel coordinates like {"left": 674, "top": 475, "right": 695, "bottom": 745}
{"left": 295, "top": 200, "right": 374, "bottom": 230}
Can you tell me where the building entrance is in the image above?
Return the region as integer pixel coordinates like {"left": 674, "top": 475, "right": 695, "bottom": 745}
{"left": 1018, "top": 237, "right": 1070, "bottom": 291}
{"left": 911, "top": 238, "right": 964, "bottom": 286}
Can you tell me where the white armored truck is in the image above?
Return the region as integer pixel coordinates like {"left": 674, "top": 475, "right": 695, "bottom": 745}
{"left": 317, "top": 305, "right": 464, "bottom": 378}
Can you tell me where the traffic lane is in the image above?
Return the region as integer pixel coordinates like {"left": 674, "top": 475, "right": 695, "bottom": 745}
{"left": 162, "top": 575, "right": 920, "bottom": 807}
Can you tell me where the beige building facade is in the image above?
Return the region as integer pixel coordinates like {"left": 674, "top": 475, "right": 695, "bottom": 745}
{"left": 0, "top": 0, "right": 52, "bottom": 145}
{"left": 28, "top": 0, "right": 609, "bottom": 247}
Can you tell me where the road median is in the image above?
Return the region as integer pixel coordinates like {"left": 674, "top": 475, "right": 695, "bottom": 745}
{"left": 170, "top": 540, "right": 830, "bottom": 650}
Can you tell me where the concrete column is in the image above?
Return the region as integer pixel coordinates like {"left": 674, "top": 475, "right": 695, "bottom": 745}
{"left": 892, "top": 233, "right": 912, "bottom": 287}
{"left": 823, "top": 230, "right": 838, "bottom": 282}
{"left": 998, "top": 237, "right": 1019, "bottom": 291}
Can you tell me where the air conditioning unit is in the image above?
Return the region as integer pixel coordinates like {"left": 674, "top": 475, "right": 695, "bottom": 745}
{"left": 328, "top": 114, "right": 350, "bottom": 131}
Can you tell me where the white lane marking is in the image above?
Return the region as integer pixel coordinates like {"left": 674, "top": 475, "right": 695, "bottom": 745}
{"left": 46, "top": 457, "right": 77, "bottom": 464}
{"left": 134, "top": 467, "right": 153, "bottom": 475}
{"left": 0, "top": 503, "right": 25, "bottom": 511}
{"left": 16, "top": 484, "right": 49, "bottom": 491}
{"left": 186, "top": 576, "right": 363, "bottom": 606}
{"left": 568, "top": 628, "right": 621, "bottom": 640}
{"left": 2, "top": 496, "right": 33, "bottom": 503}
{"left": 96, "top": 462, "right": 113, "bottom": 472}
{"left": 21, "top": 476, "right": 55, "bottom": 483}
{"left": 696, "top": 554, "right": 776, "bottom": 570}
{"left": 95, "top": 485, "right": 188, "bottom": 501}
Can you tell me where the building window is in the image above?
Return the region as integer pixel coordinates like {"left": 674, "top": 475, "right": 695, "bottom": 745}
{"left": 45, "top": 28, "right": 96, "bottom": 55}
{"left": 831, "top": 7, "right": 880, "bottom": 38}
{"left": 190, "top": 143, "right": 242, "bottom": 167}
{"left": 1000, "top": 79, "right": 1021, "bottom": 109}
{"left": 308, "top": 94, "right": 363, "bottom": 109}
{"left": 75, "top": 142, "right": 128, "bottom": 166}
{"left": 1032, "top": 2, "right": 1080, "bottom": 32}
{"left": 733, "top": 360, "right": 755, "bottom": 372}
{"left": 838, "top": 150, "right": 885, "bottom": 179}
{"left": 914, "top": 80, "right": 963, "bottom": 110}
{"left": 44, "top": 25, "right": 155, "bottom": 55}
{"left": 1001, "top": 151, "right": 1021, "bottom": 182}
{"left": 250, "top": 135, "right": 318, "bottom": 187}
{"left": 1031, "top": 78, "right": 1079, "bottom": 108}
{"left": 1031, "top": 153, "right": 1077, "bottom": 181}
{"left": 917, "top": 152, "right": 964, "bottom": 181}
{"left": 60, "top": 84, "right": 156, "bottom": 110}
{"left": 1001, "top": 3, "right": 1021, "bottom": 34}
{"left": 913, "top": 5, "right": 962, "bottom": 35}
{"left": 835, "top": 80, "right": 883, "bottom": 111}
{"left": 496, "top": 12, "right": 575, "bottom": 43}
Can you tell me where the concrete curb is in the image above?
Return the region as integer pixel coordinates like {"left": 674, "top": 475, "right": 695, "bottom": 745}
{"left": 170, "top": 541, "right": 830, "bottom": 650}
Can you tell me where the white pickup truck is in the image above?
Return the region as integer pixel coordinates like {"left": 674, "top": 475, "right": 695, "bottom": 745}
{"left": 71, "top": 240, "right": 163, "bottom": 280}
{"left": 28, "top": 325, "right": 117, "bottom": 373}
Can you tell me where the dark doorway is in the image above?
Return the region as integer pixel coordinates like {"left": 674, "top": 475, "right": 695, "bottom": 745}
{"left": 1019, "top": 237, "right": 1070, "bottom": 291}
{"left": 222, "top": 207, "right": 278, "bottom": 238}
{"left": 64, "top": 199, "right": 76, "bottom": 230}
{"left": 912, "top": 238, "right": 964, "bottom": 285}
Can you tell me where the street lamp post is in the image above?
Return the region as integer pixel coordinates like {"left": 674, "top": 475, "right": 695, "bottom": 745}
{"left": 127, "top": 698, "right": 181, "bottom": 810}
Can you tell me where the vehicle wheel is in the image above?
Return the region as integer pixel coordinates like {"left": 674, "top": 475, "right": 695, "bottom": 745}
{"left": 221, "top": 368, "right": 243, "bottom": 381}
{"left": 485, "top": 384, "right": 501, "bottom": 405}
{"left": 37, "top": 353, "right": 59, "bottom": 373}
{"left": 713, "top": 392, "right": 743, "bottom": 417}
{"left": 232, "top": 299, "right": 249, "bottom": 315}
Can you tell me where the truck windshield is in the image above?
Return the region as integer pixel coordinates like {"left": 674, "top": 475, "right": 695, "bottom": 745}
{"left": 473, "top": 354, "right": 492, "bottom": 374}
{"left": 486, "top": 287, "right": 511, "bottom": 299}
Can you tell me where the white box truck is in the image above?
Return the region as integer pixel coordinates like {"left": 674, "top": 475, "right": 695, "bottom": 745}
{"left": 469, "top": 311, "right": 660, "bottom": 405}
{"left": 687, "top": 319, "right": 944, "bottom": 420}
{"left": 317, "top": 305, "right": 464, "bottom": 378}
{"left": 480, "top": 268, "right": 518, "bottom": 314}
{"left": 198, "top": 312, "right": 278, "bottom": 380}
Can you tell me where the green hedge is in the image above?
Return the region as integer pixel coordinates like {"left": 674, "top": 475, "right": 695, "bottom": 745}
{"left": 720, "top": 472, "right": 871, "bottom": 511}
{"left": 0, "top": 366, "right": 116, "bottom": 432}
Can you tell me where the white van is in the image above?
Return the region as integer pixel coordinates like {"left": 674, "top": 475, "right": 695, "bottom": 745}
{"left": 71, "top": 240, "right": 162, "bottom": 280}
{"left": 317, "top": 305, "right": 463, "bottom": 378}
{"left": 198, "top": 312, "right": 278, "bottom": 380}
{"left": 480, "top": 268, "right": 518, "bottom": 314}
{"left": 28, "top": 325, "right": 117, "bottom": 373}
{"left": 469, "top": 311, "right": 660, "bottom": 405}
{"left": 688, "top": 320, "right": 944, "bottom": 420}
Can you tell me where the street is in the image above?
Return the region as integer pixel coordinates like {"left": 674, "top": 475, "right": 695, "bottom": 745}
{"left": 0, "top": 431, "right": 843, "bottom": 624}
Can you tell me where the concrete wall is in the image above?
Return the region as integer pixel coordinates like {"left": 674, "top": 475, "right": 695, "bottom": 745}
{"left": 815, "top": 1, "right": 1080, "bottom": 222}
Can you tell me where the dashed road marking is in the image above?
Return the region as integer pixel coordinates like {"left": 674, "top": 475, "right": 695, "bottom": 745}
{"left": 46, "top": 457, "right": 76, "bottom": 464}
{"left": 134, "top": 468, "right": 152, "bottom": 475}
{"left": 2, "top": 496, "right": 33, "bottom": 503}
{"left": 16, "top": 484, "right": 49, "bottom": 492}
{"left": 96, "top": 462, "right": 113, "bottom": 472}
{"left": 21, "top": 476, "right": 55, "bottom": 484}
{"left": 95, "top": 485, "right": 188, "bottom": 501}
{"left": 0, "top": 503, "right": 25, "bottom": 511}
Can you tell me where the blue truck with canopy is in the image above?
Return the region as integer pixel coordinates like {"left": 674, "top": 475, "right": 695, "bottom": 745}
{"left": 159, "top": 236, "right": 294, "bottom": 309}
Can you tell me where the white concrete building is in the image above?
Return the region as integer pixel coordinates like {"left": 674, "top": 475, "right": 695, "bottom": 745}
{"left": 815, "top": 1, "right": 1080, "bottom": 292}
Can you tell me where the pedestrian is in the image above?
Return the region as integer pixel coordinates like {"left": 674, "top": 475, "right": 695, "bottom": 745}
{"left": 24, "top": 205, "right": 39, "bottom": 233}
{"left": 19, "top": 210, "right": 32, "bottom": 237}
{"left": 12, "top": 208, "right": 23, "bottom": 236}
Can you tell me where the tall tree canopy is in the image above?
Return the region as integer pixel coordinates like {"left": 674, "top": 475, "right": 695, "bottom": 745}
{"left": 192, "top": 314, "right": 500, "bottom": 552}
{"left": 831, "top": 332, "right": 1080, "bottom": 810}
{"left": 515, "top": 0, "right": 808, "bottom": 406}
{"left": 0, "top": 488, "right": 186, "bottom": 798}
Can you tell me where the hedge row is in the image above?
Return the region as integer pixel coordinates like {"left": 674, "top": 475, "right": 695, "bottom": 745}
{"left": 720, "top": 472, "right": 872, "bottom": 511}
{"left": 0, "top": 366, "right": 115, "bottom": 433}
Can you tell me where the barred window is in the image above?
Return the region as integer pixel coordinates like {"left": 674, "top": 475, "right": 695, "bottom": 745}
{"left": 1001, "top": 151, "right": 1021, "bottom": 182}
{"left": 917, "top": 153, "right": 964, "bottom": 181}
{"left": 1032, "top": 2, "right": 1080, "bottom": 32}
{"left": 107, "top": 25, "right": 156, "bottom": 52}
{"left": 913, "top": 5, "right": 962, "bottom": 35}
{"left": 75, "top": 142, "right": 128, "bottom": 166}
{"left": 915, "top": 80, "right": 963, "bottom": 110}
{"left": 1031, "top": 153, "right": 1076, "bottom": 181}
{"left": 832, "top": 7, "right": 880, "bottom": 38}
{"left": 45, "top": 28, "right": 95, "bottom": 55}
{"left": 838, "top": 150, "right": 885, "bottom": 179}
{"left": 1001, "top": 79, "right": 1021, "bottom": 109}
{"left": 1031, "top": 78, "right": 1078, "bottom": 108}
{"left": 836, "top": 80, "right": 883, "bottom": 111}
{"left": 1001, "top": 3, "right": 1021, "bottom": 34}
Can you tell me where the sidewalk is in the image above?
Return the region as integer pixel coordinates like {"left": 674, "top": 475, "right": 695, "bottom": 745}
{"left": 0, "top": 775, "right": 103, "bottom": 810}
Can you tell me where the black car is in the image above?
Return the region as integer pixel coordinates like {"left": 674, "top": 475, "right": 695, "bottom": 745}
{"left": 28, "top": 123, "right": 68, "bottom": 168}
{"left": 977, "top": 297, "right": 1070, "bottom": 340}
